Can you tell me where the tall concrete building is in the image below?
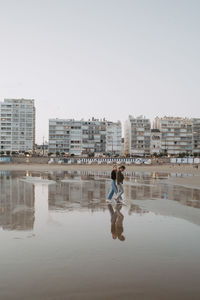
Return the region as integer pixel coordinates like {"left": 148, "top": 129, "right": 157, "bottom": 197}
{"left": 192, "top": 118, "right": 200, "bottom": 154}
{"left": 153, "top": 116, "right": 193, "bottom": 155}
{"left": 0, "top": 99, "right": 35, "bottom": 152}
{"left": 106, "top": 121, "right": 122, "bottom": 155}
{"left": 150, "top": 129, "right": 161, "bottom": 155}
{"left": 81, "top": 118, "right": 107, "bottom": 155}
{"left": 49, "top": 119, "right": 82, "bottom": 156}
{"left": 48, "top": 118, "right": 122, "bottom": 156}
{"left": 124, "top": 115, "right": 151, "bottom": 156}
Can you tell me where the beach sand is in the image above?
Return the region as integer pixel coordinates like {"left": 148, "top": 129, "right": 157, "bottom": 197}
{"left": 0, "top": 163, "right": 200, "bottom": 188}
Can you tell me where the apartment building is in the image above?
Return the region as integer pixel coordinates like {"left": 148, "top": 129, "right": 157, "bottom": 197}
{"left": 106, "top": 121, "right": 122, "bottom": 155}
{"left": 82, "top": 118, "right": 107, "bottom": 155}
{"left": 124, "top": 115, "right": 151, "bottom": 156}
{"left": 0, "top": 98, "right": 35, "bottom": 152}
{"left": 153, "top": 116, "right": 193, "bottom": 155}
{"left": 49, "top": 118, "right": 122, "bottom": 156}
{"left": 150, "top": 129, "right": 161, "bottom": 155}
{"left": 49, "top": 119, "right": 82, "bottom": 155}
{"left": 192, "top": 118, "right": 200, "bottom": 154}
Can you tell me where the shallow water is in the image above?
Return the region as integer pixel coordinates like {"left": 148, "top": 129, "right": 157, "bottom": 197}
{"left": 0, "top": 170, "right": 200, "bottom": 300}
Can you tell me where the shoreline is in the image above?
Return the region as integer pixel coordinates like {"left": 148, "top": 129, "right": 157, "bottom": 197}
{"left": 0, "top": 164, "right": 200, "bottom": 189}
{"left": 0, "top": 162, "right": 199, "bottom": 174}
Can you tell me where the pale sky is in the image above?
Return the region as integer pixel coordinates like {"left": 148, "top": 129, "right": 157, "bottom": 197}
{"left": 0, "top": 0, "right": 199, "bottom": 143}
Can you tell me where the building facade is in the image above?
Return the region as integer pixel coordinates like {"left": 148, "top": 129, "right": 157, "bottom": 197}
{"left": 150, "top": 129, "right": 161, "bottom": 155}
{"left": 0, "top": 99, "right": 35, "bottom": 152}
{"left": 81, "top": 118, "right": 107, "bottom": 155}
{"left": 153, "top": 117, "right": 193, "bottom": 155}
{"left": 106, "top": 121, "right": 122, "bottom": 155}
{"left": 124, "top": 115, "right": 151, "bottom": 156}
{"left": 192, "top": 118, "right": 200, "bottom": 154}
{"left": 49, "top": 118, "right": 122, "bottom": 156}
{"left": 49, "top": 119, "right": 82, "bottom": 155}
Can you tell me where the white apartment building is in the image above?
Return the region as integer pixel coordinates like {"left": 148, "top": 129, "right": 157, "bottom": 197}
{"left": 49, "top": 118, "right": 122, "bottom": 156}
{"left": 150, "top": 129, "right": 161, "bottom": 155}
{"left": 153, "top": 116, "right": 193, "bottom": 155}
{"left": 0, "top": 99, "right": 35, "bottom": 152}
{"left": 124, "top": 115, "right": 151, "bottom": 156}
{"left": 106, "top": 121, "right": 122, "bottom": 155}
{"left": 192, "top": 118, "right": 200, "bottom": 154}
{"left": 81, "top": 118, "right": 107, "bottom": 155}
{"left": 49, "top": 119, "right": 82, "bottom": 156}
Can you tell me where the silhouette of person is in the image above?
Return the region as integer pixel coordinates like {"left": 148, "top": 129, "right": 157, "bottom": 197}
{"left": 115, "top": 204, "right": 125, "bottom": 241}
{"left": 108, "top": 203, "right": 125, "bottom": 241}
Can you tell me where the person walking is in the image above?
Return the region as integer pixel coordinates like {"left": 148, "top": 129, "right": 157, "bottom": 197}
{"left": 115, "top": 165, "right": 126, "bottom": 203}
{"left": 106, "top": 164, "right": 118, "bottom": 203}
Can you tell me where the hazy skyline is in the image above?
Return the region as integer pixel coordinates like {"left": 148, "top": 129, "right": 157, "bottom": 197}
{"left": 0, "top": 0, "right": 200, "bottom": 143}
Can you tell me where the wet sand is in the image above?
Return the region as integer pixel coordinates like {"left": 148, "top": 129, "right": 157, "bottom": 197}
{"left": 0, "top": 163, "right": 200, "bottom": 188}
{"left": 0, "top": 169, "right": 200, "bottom": 300}
{"left": 167, "top": 175, "right": 200, "bottom": 189}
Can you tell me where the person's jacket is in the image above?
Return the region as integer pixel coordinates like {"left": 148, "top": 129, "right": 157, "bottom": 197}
{"left": 111, "top": 170, "right": 116, "bottom": 180}
{"left": 117, "top": 170, "right": 124, "bottom": 184}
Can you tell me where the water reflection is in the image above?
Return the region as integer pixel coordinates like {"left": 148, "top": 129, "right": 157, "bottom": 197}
{"left": 0, "top": 171, "right": 35, "bottom": 231}
{"left": 48, "top": 177, "right": 107, "bottom": 211}
{"left": 0, "top": 170, "right": 200, "bottom": 300}
{"left": 108, "top": 204, "right": 125, "bottom": 241}
{"left": 0, "top": 170, "right": 200, "bottom": 231}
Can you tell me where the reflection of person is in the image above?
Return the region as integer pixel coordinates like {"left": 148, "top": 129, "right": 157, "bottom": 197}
{"left": 108, "top": 204, "right": 125, "bottom": 241}
{"left": 115, "top": 165, "right": 126, "bottom": 203}
{"left": 115, "top": 204, "right": 125, "bottom": 241}
{"left": 106, "top": 164, "right": 118, "bottom": 203}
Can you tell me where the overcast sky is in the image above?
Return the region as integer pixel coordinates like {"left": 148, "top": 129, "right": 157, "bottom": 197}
{"left": 0, "top": 0, "right": 199, "bottom": 143}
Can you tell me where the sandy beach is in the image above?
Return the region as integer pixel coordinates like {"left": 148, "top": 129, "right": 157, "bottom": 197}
{"left": 0, "top": 163, "right": 200, "bottom": 300}
{"left": 0, "top": 163, "right": 200, "bottom": 188}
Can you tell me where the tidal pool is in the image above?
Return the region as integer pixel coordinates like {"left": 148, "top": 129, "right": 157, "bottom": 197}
{"left": 0, "top": 170, "right": 200, "bottom": 300}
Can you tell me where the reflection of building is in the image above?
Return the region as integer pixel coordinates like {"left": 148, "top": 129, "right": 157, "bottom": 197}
{"left": 0, "top": 98, "right": 35, "bottom": 152}
{"left": 0, "top": 173, "right": 35, "bottom": 230}
{"left": 124, "top": 115, "right": 151, "bottom": 156}
{"left": 128, "top": 204, "right": 149, "bottom": 215}
{"left": 1, "top": 170, "right": 199, "bottom": 230}
{"left": 48, "top": 118, "right": 122, "bottom": 156}
{"left": 48, "top": 176, "right": 108, "bottom": 211}
{"left": 124, "top": 172, "right": 200, "bottom": 224}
